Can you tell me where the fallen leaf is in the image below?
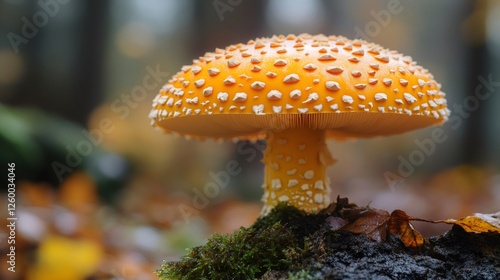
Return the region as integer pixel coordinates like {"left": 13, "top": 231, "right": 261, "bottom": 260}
{"left": 342, "top": 209, "right": 390, "bottom": 242}
{"left": 334, "top": 196, "right": 351, "bottom": 211}
{"left": 443, "top": 212, "right": 500, "bottom": 234}
{"left": 388, "top": 210, "right": 425, "bottom": 251}
{"left": 326, "top": 216, "right": 347, "bottom": 231}
{"left": 320, "top": 196, "right": 353, "bottom": 215}
{"left": 59, "top": 171, "right": 98, "bottom": 213}
{"left": 473, "top": 212, "right": 500, "bottom": 228}
{"left": 28, "top": 235, "right": 103, "bottom": 280}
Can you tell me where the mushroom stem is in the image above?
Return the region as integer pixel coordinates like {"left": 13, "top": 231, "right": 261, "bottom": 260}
{"left": 261, "top": 128, "right": 334, "bottom": 215}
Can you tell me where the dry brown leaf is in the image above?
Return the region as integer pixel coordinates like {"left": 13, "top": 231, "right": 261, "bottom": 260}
{"left": 443, "top": 212, "right": 500, "bottom": 234}
{"left": 320, "top": 196, "right": 354, "bottom": 215}
{"left": 388, "top": 210, "right": 425, "bottom": 251}
{"left": 342, "top": 209, "right": 390, "bottom": 242}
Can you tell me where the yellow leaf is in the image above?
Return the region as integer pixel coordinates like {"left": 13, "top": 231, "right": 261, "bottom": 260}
{"left": 27, "top": 235, "right": 103, "bottom": 280}
{"left": 449, "top": 212, "right": 500, "bottom": 234}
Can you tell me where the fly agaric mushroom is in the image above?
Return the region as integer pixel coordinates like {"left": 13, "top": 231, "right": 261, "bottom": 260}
{"left": 150, "top": 34, "right": 449, "bottom": 215}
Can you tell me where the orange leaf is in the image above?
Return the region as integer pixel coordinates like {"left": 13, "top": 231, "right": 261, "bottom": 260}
{"left": 444, "top": 212, "right": 500, "bottom": 234}
{"left": 342, "top": 209, "right": 390, "bottom": 242}
{"left": 388, "top": 210, "right": 425, "bottom": 251}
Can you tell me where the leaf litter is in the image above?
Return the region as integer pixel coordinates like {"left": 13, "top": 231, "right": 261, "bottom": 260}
{"left": 324, "top": 197, "right": 500, "bottom": 251}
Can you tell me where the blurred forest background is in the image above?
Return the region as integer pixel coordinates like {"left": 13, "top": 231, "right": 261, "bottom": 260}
{"left": 0, "top": 0, "right": 499, "bottom": 279}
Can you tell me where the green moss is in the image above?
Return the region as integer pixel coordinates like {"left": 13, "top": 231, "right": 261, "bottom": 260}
{"left": 158, "top": 203, "right": 326, "bottom": 280}
{"left": 157, "top": 203, "right": 328, "bottom": 279}
{"left": 253, "top": 203, "right": 327, "bottom": 237}
{"left": 288, "top": 269, "right": 317, "bottom": 280}
{"left": 157, "top": 223, "right": 295, "bottom": 279}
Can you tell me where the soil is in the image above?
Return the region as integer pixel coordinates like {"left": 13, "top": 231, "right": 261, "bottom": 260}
{"left": 261, "top": 225, "right": 500, "bottom": 279}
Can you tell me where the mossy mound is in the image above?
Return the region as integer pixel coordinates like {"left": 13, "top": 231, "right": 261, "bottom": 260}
{"left": 158, "top": 202, "right": 500, "bottom": 280}
{"left": 158, "top": 223, "right": 295, "bottom": 279}
{"left": 158, "top": 204, "right": 324, "bottom": 280}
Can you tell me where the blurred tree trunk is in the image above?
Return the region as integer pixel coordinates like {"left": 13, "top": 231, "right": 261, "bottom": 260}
{"left": 74, "top": 0, "right": 109, "bottom": 125}
{"left": 463, "top": 0, "right": 490, "bottom": 165}
{"left": 192, "top": 0, "right": 266, "bottom": 56}
{"left": 7, "top": 1, "right": 109, "bottom": 126}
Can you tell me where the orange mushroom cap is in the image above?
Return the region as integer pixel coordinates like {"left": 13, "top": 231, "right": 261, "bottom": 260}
{"left": 150, "top": 34, "right": 451, "bottom": 213}
{"left": 150, "top": 34, "right": 449, "bottom": 140}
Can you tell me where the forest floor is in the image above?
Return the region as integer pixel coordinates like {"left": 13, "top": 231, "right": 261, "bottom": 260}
{"left": 159, "top": 198, "right": 500, "bottom": 280}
